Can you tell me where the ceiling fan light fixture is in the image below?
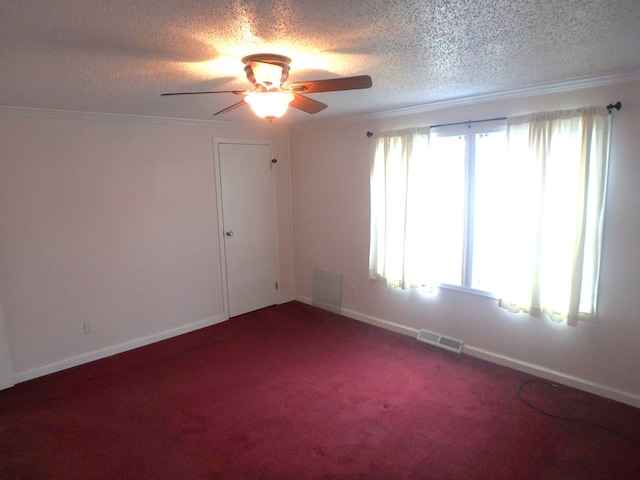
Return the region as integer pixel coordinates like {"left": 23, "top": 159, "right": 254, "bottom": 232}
{"left": 162, "top": 53, "right": 370, "bottom": 119}
{"left": 245, "top": 91, "right": 294, "bottom": 120}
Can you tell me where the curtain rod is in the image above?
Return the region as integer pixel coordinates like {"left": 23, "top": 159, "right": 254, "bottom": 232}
{"left": 366, "top": 101, "right": 622, "bottom": 138}
{"left": 429, "top": 116, "right": 506, "bottom": 129}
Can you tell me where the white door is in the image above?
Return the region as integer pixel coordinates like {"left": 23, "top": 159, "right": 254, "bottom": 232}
{"left": 216, "top": 141, "right": 279, "bottom": 317}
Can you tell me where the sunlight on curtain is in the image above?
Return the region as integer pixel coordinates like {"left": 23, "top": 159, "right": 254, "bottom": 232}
{"left": 496, "top": 107, "right": 610, "bottom": 325}
{"left": 369, "top": 128, "right": 430, "bottom": 289}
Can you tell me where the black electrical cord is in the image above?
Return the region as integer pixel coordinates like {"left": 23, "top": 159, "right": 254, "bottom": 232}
{"left": 518, "top": 379, "right": 639, "bottom": 445}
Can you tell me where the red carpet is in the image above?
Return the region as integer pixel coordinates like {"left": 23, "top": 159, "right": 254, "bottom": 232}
{"left": 1, "top": 301, "right": 639, "bottom": 479}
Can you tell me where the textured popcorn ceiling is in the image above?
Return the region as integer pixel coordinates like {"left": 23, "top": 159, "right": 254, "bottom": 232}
{"left": 1, "top": 0, "right": 639, "bottom": 124}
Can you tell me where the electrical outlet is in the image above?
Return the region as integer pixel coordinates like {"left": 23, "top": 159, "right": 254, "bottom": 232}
{"left": 83, "top": 321, "right": 94, "bottom": 334}
{"left": 351, "top": 285, "right": 357, "bottom": 297}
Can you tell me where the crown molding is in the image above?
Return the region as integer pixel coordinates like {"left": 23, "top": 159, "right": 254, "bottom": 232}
{"left": 361, "top": 70, "right": 640, "bottom": 121}
{"left": 0, "top": 105, "right": 269, "bottom": 130}
{"left": 3, "top": 70, "right": 639, "bottom": 130}
{"left": 291, "top": 70, "right": 640, "bottom": 130}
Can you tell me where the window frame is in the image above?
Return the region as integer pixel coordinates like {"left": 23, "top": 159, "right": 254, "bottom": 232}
{"left": 428, "top": 120, "right": 507, "bottom": 297}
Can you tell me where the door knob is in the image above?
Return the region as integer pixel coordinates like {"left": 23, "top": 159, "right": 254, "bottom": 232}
{"left": 225, "top": 230, "right": 234, "bottom": 236}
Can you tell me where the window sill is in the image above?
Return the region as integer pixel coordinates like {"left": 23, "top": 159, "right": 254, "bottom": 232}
{"left": 438, "top": 283, "right": 498, "bottom": 300}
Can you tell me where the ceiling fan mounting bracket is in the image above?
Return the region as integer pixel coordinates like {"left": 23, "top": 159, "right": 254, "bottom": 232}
{"left": 241, "top": 53, "right": 291, "bottom": 67}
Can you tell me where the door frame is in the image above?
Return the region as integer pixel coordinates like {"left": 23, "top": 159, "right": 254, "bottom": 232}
{"left": 0, "top": 301, "right": 15, "bottom": 390}
{"left": 213, "top": 138, "right": 280, "bottom": 319}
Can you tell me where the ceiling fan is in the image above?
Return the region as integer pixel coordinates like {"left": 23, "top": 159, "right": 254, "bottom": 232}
{"left": 161, "top": 54, "right": 372, "bottom": 120}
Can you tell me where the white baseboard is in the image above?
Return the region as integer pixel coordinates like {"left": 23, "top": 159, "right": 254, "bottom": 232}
{"left": 340, "top": 306, "right": 420, "bottom": 338}
{"left": 297, "top": 295, "right": 418, "bottom": 338}
{"left": 13, "top": 314, "right": 228, "bottom": 384}
{"left": 462, "top": 346, "right": 640, "bottom": 408}
{"left": 295, "top": 296, "right": 640, "bottom": 408}
{"left": 278, "top": 295, "right": 297, "bottom": 304}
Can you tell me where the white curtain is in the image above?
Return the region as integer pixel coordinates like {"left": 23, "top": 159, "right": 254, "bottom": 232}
{"left": 496, "top": 107, "right": 610, "bottom": 325}
{"left": 369, "top": 128, "right": 431, "bottom": 289}
{"left": 369, "top": 107, "right": 610, "bottom": 326}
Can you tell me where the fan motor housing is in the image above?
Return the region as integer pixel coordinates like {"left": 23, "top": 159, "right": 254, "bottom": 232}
{"left": 242, "top": 54, "right": 291, "bottom": 86}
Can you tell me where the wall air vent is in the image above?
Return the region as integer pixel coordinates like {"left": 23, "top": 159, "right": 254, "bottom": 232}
{"left": 416, "top": 329, "right": 463, "bottom": 354}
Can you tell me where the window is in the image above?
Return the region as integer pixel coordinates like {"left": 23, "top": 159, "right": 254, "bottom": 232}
{"left": 427, "top": 127, "right": 508, "bottom": 293}
{"left": 369, "top": 107, "right": 610, "bottom": 325}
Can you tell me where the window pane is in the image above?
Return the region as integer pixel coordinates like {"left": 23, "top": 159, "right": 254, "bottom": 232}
{"left": 427, "top": 135, "right": 466, "bottom": 285}
{"left": 471, "top": 131, "right": 508, "bottom": 292}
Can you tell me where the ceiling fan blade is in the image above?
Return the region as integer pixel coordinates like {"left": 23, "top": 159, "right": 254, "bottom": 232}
{"left": 290, "top": 94, "right": 328, "bottom": 114}
{"left": 161, "top": 90, "right": 247, "bottom": 96}
{"left": 213, "top": 100, "right": 247, "bottom": 116}
{"left": 288, "top": 75, "right": 372, "bottom": 94}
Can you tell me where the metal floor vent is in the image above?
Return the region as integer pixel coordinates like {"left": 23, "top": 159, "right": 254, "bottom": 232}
{"left": 417, "top": 329, "right": 464, "bottom": 354}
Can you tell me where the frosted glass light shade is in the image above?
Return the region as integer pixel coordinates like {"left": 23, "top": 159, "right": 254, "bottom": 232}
{"left": 245, "top": 91, "right": 294, "bottom": 119}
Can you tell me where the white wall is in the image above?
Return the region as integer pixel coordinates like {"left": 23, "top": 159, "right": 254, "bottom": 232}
{"left": 3, "top": 80, "right": 638, "bottom": 406}
{"left": 0, "top": 111, "right": 294, "bottom": 382}
{"left": 289, "top": 79, "right": 640, "bottom": 406}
